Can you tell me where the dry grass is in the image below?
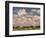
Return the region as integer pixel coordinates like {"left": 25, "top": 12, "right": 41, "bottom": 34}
{"left": 13, "top": 26, "right": 40, "bottom": 31}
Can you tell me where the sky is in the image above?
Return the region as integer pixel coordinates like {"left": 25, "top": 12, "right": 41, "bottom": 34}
{"left": 13, "top": 7, "right": 40, "bottom": 16}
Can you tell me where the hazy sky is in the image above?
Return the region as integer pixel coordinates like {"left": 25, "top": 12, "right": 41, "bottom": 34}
{"left": 13, "top": 7, "right": 40, "bottom": 16}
